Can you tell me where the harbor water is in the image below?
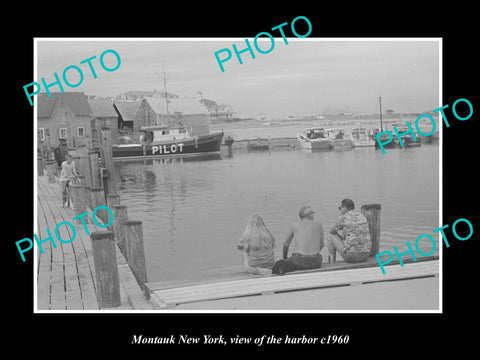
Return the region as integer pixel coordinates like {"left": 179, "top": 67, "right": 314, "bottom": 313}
{"left": 113, "top": 124, "right": 440, "bottom": 284}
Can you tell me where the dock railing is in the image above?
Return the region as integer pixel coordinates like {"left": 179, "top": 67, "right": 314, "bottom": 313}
{"left": 71, "top": 124, "right": 150, "bottom": 307}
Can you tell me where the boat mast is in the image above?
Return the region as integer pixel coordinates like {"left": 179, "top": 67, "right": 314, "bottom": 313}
{"left": 161, "top": 61, "right": 170, "bottom": 126}
{"left": 379, "top": 96, "right": 383, "bottom": 132}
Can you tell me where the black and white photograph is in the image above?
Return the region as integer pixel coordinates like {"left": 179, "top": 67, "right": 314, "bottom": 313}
{"left": 33, "top": 38, "right": 441, "bottom": 312}
{"left": 6, "top": 6, "right": 479, "bottom": 355}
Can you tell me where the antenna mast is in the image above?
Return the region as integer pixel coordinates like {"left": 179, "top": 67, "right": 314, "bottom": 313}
{"left": 379, "top": 96, "right": 383, "bottom": 132}
{"left": 162, "top": 61, "right": 169, "bottom": 115}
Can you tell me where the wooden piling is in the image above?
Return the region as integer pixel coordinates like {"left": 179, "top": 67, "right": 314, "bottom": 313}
{"left": 75, "top": 156, "right": 90, "bottom": 184}
{"left": 107, "top": 194, "right": 121, "bottom": 209}
{"left": 83, "top": 186, "right": 92, "bottom": 211}
{"left": 100, "top": 168, "right": 109, "bottom": 199}
{"left": 100, "top": 127, "right": 116, "bottom": 196}
{"left": 37, "top": 156, "right": 44, "bottom": 176}
{"left": 45, "top": 159, "right": 56, "bottom": 183}
{"left": 112, "top": 205, "right": 128, "bottom": 256}
{"left": 106, "top": 194, "right": 121, "bottom": 231}
{"left": 89, "top": 150, "right": 101, "bottom": 188}
{"left": 90, "top": 231, "right": 121, "bottom": 308}
{"left": 361, "top": 204, "right": 381, "bottom": 257}
{"left": 76, "top": 176, "right": 90, "bottom": 212}
{"left": 78, "top": 183, "right": 92, "bottom": 224}
{"left": 124, "top": 220, "right": 149, "bottom": 299}
{"left": 89, "top": 187, "right": 108, "bottom": 222}
{"left": 70, "top": 184, "right": 85, "bottom": 219}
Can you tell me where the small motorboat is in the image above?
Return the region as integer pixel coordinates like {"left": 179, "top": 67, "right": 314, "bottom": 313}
{"left": 325, "top": 128, "right": 353, "bottom": 149}
{"left": 350, "top": 127, "right": 376, "bottom": 147}
{"left": 247, "top": 138, "right": 270, "bottom": 151}
{"left": 297, "top": 127, "right": 330, "bottom": 150}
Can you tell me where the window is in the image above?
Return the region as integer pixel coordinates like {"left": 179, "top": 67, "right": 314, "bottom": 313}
{"left": 162, "top": 130, "right": 170, "bottom": 135}
{"left": 59, "top": 128, "right": 67, "bottom": 139}
{"left": 179, "top": 128, "right": 187, "bottom": 134}
{"left": 38, "top": 128, "right": 45, "bottom": 141}
{"left": 77, "top": 127, "right": 84, "bottom": 137}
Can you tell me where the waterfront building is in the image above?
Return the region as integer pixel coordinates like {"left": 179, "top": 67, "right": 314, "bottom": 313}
{"left": 135, "top": 97, "right": 211, "bottom": 136}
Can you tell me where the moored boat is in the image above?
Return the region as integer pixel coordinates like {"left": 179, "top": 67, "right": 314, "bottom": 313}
{"left": 350, "top": 127, "right": 376, "bottom": 147}
{"left": 112, "top": 125, "right": 224, "bottom": 160}
{"left": 297, "top": 127, "right": 330, "bottom": 150}
{"left": 389, "top": 123, "right": 422, "bottom": 148}
{"left": 247, "top": 138, "right": 270, "bottom": 151}
{"left": 325, "top": 128, "right": 353, "bottom": 149}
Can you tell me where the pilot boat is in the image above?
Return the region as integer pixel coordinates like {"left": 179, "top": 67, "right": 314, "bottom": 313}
{"left": 112, "top": 125, "right": 224, "bottom": 160}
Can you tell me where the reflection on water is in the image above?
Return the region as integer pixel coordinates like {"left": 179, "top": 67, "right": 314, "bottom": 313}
{"left": 113, "top": 144, "right": 440, "bottom": 283}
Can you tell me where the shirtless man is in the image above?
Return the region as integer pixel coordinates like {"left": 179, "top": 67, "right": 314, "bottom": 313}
{"left": 276, "top": 206, "right": 324, "bottom": 273}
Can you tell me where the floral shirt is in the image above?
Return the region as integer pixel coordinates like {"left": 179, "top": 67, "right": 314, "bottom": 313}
{"left": 333, "top": 210, "right": 371, "bottom": 253}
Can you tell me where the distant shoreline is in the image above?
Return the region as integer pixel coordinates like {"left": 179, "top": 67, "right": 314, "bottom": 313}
{"left": 211, "top": 113, "right": 440, "bottom": 134}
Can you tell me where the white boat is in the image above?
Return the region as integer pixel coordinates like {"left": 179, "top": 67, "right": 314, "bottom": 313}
{"left": 297, "top": 127, "right": 330, "bottom": 150}
{"left": 350, "top": 127, "right": 376, "bottom": 147}
{"left": 325, "top": 128, "right": 353, "bottom": 149}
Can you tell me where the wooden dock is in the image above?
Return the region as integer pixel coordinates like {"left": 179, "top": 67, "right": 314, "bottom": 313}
{"left": 146, "top": 257, "right": 439, "bottom": 308}
{"left": 37, "top": 128, "right": 438, "bottom": 311}
{"left": 36, "top": 175, "right": 154, "bottom": 310}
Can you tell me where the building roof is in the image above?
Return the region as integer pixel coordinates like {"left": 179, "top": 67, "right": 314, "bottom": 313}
{"left": 116, "top": 90, "right": 178, "bottom": 100}
{"left": 38, "top": 92, "right": 92, "bottom": 118}
{"left": 113, "top": 101, "right": 141, "bottom": 121}
{"left": 143, "top": 97, "right": 209, "bottom": 115}
{"left": 88, "top": 99, "right": 118, "bottom": 118}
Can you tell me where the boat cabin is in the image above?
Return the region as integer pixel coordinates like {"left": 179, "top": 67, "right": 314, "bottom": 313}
{"left": 368, "top": 128, "right": 380, "bottom": 140}
{"left": 139, "top": 125, "right": 192, "bottom": 144}
{"left": 325, "top": 128, "right": 346, "bottom": 140}
{"left": 351, "top": 128, "right": 369, "bottom": 141}
{"left": 304, "top": 128, "right": 326, "bottom": 139}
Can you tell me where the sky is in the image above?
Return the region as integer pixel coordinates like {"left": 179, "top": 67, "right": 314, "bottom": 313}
{"left": 35, "top": 39, "right": 440, "bottom": 119}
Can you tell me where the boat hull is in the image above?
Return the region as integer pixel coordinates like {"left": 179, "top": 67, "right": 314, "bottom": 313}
{"left": 112, "top": 132, "right": 224, "bottom": 160}
{"left": 329, "top": 139, "right": 353, "bottom": 149}
{"left": 374, "top": 133, "right": 421, "bottom": 150}
{"left": 297, "top": 137, "right": 330, "bottom": 150}
{"left": 352, "top": 139, "right": 376, "bottom": 147}
{"left": 247, "top": 139, "right": 270, "bottom": 151}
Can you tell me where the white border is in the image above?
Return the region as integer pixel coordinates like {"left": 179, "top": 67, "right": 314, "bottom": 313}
{"left": 33, "top": 37, "right": 442, "bottom": 314}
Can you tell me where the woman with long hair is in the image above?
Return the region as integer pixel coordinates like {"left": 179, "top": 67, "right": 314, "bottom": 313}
{"left": 237, "top": 214, "right": 276, "bottom": 276}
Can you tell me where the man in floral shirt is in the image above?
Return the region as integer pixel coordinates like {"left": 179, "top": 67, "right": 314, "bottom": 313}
{"left": 328, "top": 198, "right": 371, "bottom": 264}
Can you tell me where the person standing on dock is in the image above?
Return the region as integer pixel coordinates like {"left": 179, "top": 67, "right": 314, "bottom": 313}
{"left": 59, "top": 154, "right": 79, "bottom": 207}
{"left": 272, "top": 206, "right": 324, "bottom": 274}
{"left": 328, "top": 199, "right": 371, "bottom": 264}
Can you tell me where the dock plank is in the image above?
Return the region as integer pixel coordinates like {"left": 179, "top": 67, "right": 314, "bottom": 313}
{"left": 36, "top": 195, "right": 53, "bottom": 310}
{"left": 38, "top": 179, "right": 69, "bottom": 310}
{"left": 151, "top": 260, "right": 439, "bottom": 307}
{"left": 36, "top": 175, "right": 152, "bottom": 311}
{"left": 71, "top": 229, "right": 99, "bottom": 310}
{"left": 146, "top": 255, "right": 436, "bottom": 292}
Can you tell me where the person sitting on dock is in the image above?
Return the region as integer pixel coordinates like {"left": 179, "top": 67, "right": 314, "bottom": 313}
{"left": 60, "top": 154, "right": 79, "bottom": 207}
{"left": 328, "top": 199, "right": 371, "bottom": 264}
{"left": 237, "top": 214, "right": 276, "bottom": 276}
{"left": 272, "top": 206, "right": 324, "bottom": 275}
